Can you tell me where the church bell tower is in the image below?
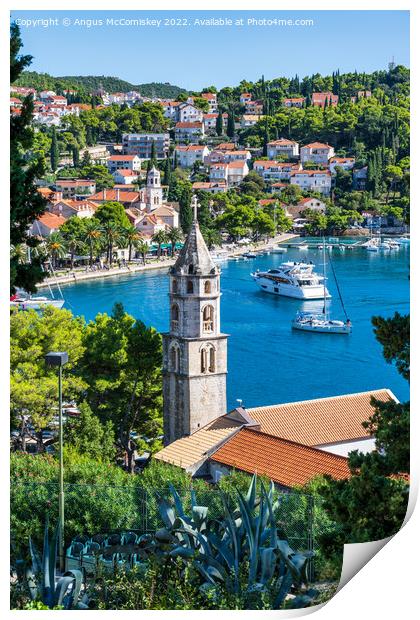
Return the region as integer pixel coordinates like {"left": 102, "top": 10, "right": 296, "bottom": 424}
{"left": 162, "top": 196, "right": 228, "bottom": 445}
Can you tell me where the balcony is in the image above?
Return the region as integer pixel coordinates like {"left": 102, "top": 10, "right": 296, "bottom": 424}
{"left": 202, "top": 320, "right": 214, "bottom": 333}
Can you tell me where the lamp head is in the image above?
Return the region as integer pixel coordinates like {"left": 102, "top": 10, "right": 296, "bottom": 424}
{"left": 45, "top": 352, "right": 69, "bottom": 367}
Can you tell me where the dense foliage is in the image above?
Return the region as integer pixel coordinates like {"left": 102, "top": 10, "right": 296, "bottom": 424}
{"left": 317, "top": 312, "right": 410, "bottom": 553}
{"left": 10, "top": 24, "right": 48, "bottom": 293}
{"left": 14, "top": 70, "right": 187, "bottom": 99}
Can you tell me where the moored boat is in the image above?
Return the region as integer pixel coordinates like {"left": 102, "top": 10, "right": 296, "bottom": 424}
{"left": 10, "top": 295, "right": 65, "bottom": 310}
{"left": 251, "top": 261, "right": 329, "bottom": 299}
{"left": 292, "top": 312, "right": 352, "bottom": 334}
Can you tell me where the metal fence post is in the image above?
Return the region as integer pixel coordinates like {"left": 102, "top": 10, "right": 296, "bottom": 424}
{"left": 306, "top": 494, "right": 315, "bottom": 582}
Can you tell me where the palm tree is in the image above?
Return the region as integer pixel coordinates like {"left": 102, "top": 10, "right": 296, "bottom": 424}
{"left": 84, "top": 219, "right": 103, "bottom": 266}
{"left": 66, "top": 234, "right": 87, "bottom": 270}
{"left": 203, "top": 228, "right": 222, "bottom": 250}
{"left": 45, "top": 232, "right": 67, "bottom": 269}
{"left": 152, "top": 229, "right": 169, "bottom": 258}
{"left": 137, "top": 240, "right": 149, "bottom": 265}
{"left": 102, "top": 222, "right": 124, "bottom": 265}
{"left": 166, "top": 226, "right": 183, "bottom": 257}
{"left": 122, "top": 224, "right": 142, "bottom": 262}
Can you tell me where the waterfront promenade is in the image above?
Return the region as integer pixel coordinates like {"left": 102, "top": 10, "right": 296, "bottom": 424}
{"left": 38, "top": 233, "right": 298, "bottom": 288}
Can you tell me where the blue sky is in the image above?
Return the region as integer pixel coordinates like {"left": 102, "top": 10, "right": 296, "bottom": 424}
{"left": 11, "top": 10, "right": 409, "bottom": 90}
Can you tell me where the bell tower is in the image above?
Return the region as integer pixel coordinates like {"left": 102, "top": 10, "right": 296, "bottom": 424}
{"left": 162, "top": 196, "right": 228, "bottom": 445}
{"left": 145, "top": 166, "right": 163, "bottom": 212}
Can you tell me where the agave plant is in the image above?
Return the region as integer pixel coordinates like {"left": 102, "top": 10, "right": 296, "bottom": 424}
{"left": 157, "top": 475, "right": 317, "bottom": 608}
{"left": 20, "top": 519, "right": 88, "bottom": 609}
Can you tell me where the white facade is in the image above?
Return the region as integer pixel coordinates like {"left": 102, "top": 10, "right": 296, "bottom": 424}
{"left": 267, "top": 139, "right": 299, "bottom": 159}
{"left": 108, "top": 155, "right": 141, "bottom": 173}
{"left": 329, "top": 158, "right": 356, "bottom": 173}
{"left": 316, "top": 437, "right": 376, "bottom": 457}
{"left": 175, "top": 145, "right": 210, "bottom": 168}
{"left": 300, "top": 143, "right": 335, "bottom": 165}
{"left": 290, "top": 171, "right": 332, "bottom": 195}
{"left": 178, "top": 103, "right": 204, "bottom": 123}
{"left": 174, "top": 123, "right": 204, "bottom": 144}
{"left": 253, "top": 161, "right": 302, "bottom": 182}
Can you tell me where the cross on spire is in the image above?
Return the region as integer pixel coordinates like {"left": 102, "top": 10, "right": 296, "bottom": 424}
{"left": 191, "top": 195, "right": 199, "bottom": 221}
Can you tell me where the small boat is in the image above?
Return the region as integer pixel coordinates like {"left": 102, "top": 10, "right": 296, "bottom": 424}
{"left": 10, "top": 294, "right": 65, "bottom": 310}
{"left": 379, "top": 242, "right": 391, "bottom": 250}
{"left": 291, "top": 238, "right": 351, "bottom": 334}
{"left": 292, "top": 312, "right": 352, "bottom": 334}
{"left": 210, "top": 250, "right": 229, "bottom": 263}
{"left": 397, "top": 236, "right": 410, "bottom": 244}
{"left": 243, "top": 252, "right": 257, "bottom": 258}
{"left": 298, "top": 244, "right": 309, "bottom": 250}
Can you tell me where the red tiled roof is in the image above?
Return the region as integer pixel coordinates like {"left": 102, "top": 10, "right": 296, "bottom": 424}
{"left": 211, "top": 428, "right": 351, "bottom": 487}
{"left": 114, "top": 169, "right": 139, "bottom": 177}
{"left": 246, "top": 389, "right": 396, "bottom": 446}
{"left": 109, "top": 155, "right": 138, "bottom": 161}
{"left": 302, "top": 142, "right": 333, "bottom": 149}
{"left": 175, "top": 122, "right": 203, "bottom": 128}
{"left": 268, "top": 139, "right": 298, "bottom": 146}
{"left": 37, "top": 213, "right": 66, "bottom": 229}
{"left": 292, "top": 170, "right": 331, "bottom": 176}
{"left": 90, "top": 190, "right": 140, "bottom": 203}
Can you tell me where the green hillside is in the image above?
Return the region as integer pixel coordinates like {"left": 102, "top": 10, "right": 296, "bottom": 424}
{"left": 14, "top": 71, "right": 187, "bottom": 99}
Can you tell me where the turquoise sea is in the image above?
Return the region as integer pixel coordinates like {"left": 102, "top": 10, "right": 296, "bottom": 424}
{"left": 61, "top": 241, "right": 410, "bottom": 408}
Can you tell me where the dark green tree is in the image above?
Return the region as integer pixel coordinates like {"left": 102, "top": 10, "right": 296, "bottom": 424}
{"left": 72, "top": 145, "right": 80, "bottom": 168}
{"left": 216, "top": 111, "right": 224, "bottom": 136}
{"left": 49, "top": 127, "right": 59, "bottom": 172}
{"left": 227, "top": 113, "right": 235, "bottom": 138}
{"left": 10, "top": 23, "right": 48, "bottom": 293}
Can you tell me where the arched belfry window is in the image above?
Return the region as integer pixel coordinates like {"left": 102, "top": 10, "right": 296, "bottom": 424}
{"left": 202, "top": 305, "right": 214, "bottom": 332}
{"left": 188, "top": 264, "right": 194, "bottom": 275}
{"left": 172, "top": 279, "right": 178, "bottom": 293}
{"left": 170, "top": 344, "right": 180, "bottom": 372}
{"left": 200, "top": 344, "right": 216, "bottom": 374}
{"left": 204, "top": 280, "right": 211, "bottom": 294}
{"left": 171, "top": 304, "right": 179, "bottom": 331}
{"left": 187, "top": 280, "right": 194, "bottom": 294}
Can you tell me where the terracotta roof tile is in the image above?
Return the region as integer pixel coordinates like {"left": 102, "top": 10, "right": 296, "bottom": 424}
{"left": 211, "top": 428, "right": 350, "bottom": 487}
{"left": 247, "top": 389, "right": 396, "bottom": 446}
{"left": 154, "top": 416, "right": 243, "bottom": 470}
{"left": 37, "top": 213, "right": 66, "bottom": 229}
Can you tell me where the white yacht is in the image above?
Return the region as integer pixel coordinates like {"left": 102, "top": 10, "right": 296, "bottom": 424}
{"left": 10, "top": 295, "right": 65, "bottom": 310}
{"left": 251, "top": 261, "right": 330, "bottom": 299}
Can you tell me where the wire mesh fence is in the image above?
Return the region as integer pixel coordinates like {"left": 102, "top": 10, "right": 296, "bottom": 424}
{"left": 10, "top": 481, "right": 335, "bottom": 581}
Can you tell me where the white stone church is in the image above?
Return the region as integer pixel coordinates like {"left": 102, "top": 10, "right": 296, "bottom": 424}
{"left": 154, "top": 198, "right": 397, "bottom": 488}
{"left": 126, "top": 166, "right": 179, "bottom": 235}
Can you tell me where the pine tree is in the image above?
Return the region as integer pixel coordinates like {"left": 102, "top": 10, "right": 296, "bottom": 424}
{"left": 216, "top": 110, "right": 223, "bottom": 136}
{"left": 50, "top": 126, "right": 59, "bottom": 172}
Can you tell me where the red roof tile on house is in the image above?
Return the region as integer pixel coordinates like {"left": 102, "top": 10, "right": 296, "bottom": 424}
{"left": 302, "top": 142, "right": 333, "bottom": 150}
{"left": 108, "top": 155, "right": 138, "bottom": 161}
{"left": 175, "top": 122, "right": 203, "bottom": 128}
{"left": 211, "top": 428, "right": 351, "bottom": 487}
{"left": 37, "top": 213, "right": 66, "bottom": 229}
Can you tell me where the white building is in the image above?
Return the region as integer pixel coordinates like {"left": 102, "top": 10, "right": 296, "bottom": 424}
{"left": 329, "top": 157, "right": 356, "bottom": 173}
{"left": 267, "top": 139, "right": 299, "bottom": 160}
{"left": 300, "top": 142, "right": 335, "bottom": 165}
{"left": 203, "top": 113, "right": 228, "bottom": 132}
{"left": 122, "top": 133, "right": 170, "bottom": 160}
{"left": 175, "top": 145, "right": 210, "bottom": 168}
{"left": 174, "top": 122, "right": 204, "bottom": 144}
{"left": 253, "top": 161, "right": 302, "bottom": 182}
{"left": 290, "top": 170, "right": 332, "bottom": 195}
{"left": 201, "top": 92, "right": 218, "bottom": 113}
{"left": 240, "top": 114, "right": 261, "bottom": 128}
{"left": 108, "top": 155, "right": 142, "bottom": 173}
{"left": 113, "top": 169, "right": 139, "bottom": 185}
{"left": 227, "top": 161, "right": 249, "bottom": 186}
{"left": 192, "top": 181, "right": 227, "bottom": 194}
{"left": 178, "top": 103, "right": 204, "bottom": 123}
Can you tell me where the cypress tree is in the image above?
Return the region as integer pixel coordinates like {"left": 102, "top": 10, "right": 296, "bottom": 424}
{"left": 227, "top": 112, "right": 235, "bottom": 138}
{"left": 72, "top": 145, "right": 80, "bottom": 168}
{"left": 173, "top": 149, "right": 178, "bottom": 170}
{"left": 163, "top": 155, "right": 172, "bottom": 186}
{"left": 179, "top": 185, "right": 193, "bottom": 233}
{"left": 86, "top": 126, "right": 93, "bottom": 146}
{"left": 150, "top": 139, "right": 157, "bottom": 165}
{"left": 50, "top": 126, "right": 59, "bottom": 172}
{"left": 216, "top": 110, "right": 223, "bottom": 136}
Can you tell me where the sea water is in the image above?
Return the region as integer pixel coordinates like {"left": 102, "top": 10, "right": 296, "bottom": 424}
{"left": 62, "top": 242, "right": 410, "bottom": 408}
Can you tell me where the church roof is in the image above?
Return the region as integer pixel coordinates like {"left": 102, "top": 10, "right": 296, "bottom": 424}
{"left": 172, "top": 219, "right": 218, "bottom": 275}
{"left": 154, "top": 416, "right": 243, "bottom": 471}
{"left": 246, "top": 389, "right": 396, "bottom": 447}
{"left": 210, "top": 428, "right": 351, "bottom": 487}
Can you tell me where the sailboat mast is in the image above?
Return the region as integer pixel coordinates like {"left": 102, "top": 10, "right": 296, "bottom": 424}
{"left": 322, "top": 237, "right": 327, "bottom": 315}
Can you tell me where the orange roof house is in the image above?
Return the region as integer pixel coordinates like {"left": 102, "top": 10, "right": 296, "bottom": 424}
{"left": 210, "top": 428, "right": 351, "bottom": 488}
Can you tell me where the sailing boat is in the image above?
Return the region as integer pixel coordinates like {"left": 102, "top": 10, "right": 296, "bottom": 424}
{"left": 10, "top": 245, "right": 65, "bottom": 311}
{"left": 291, "top": 238, "right": 352, "bottom": 334}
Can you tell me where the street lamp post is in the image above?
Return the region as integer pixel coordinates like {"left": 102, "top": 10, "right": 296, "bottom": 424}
{"left": 45, "top": 351, "right": 68, "bottom": 572}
